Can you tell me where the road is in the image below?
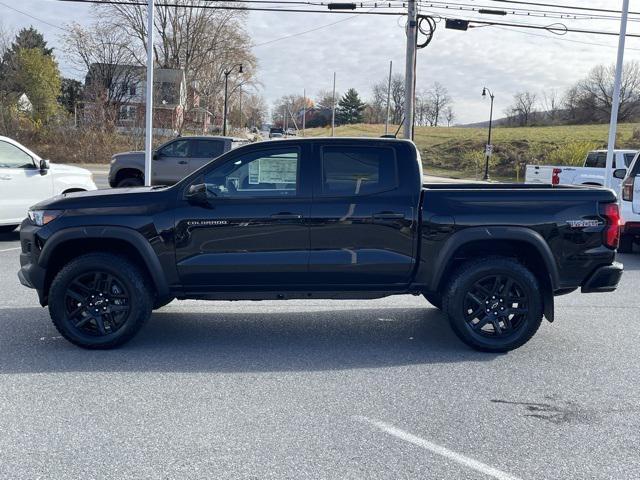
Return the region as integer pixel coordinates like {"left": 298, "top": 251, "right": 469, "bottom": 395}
{"left": 1, "top": 185, "right": 639, "bottom": 479}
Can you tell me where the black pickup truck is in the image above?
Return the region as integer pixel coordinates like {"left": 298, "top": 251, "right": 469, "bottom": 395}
{"left": 18, "top": 138, "right": 623, "bottom": 352}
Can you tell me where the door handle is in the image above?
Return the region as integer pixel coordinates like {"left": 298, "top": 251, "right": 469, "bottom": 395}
{"left": 271, "top": 213, "right": 303, "bottom": 220}
{"left": 372, "top": 212, "right": 405, "bottom": 219}
{"left": 178, "top": 160, "right": 188, "bottom": 165}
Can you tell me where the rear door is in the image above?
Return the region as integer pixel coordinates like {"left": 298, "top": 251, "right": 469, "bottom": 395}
{"left": 174, "top": 143, "right": 312, "bottom": 289}
{"left": 188, "top": 138, "right": 226, "bottom": 174}
{"left": 308, "top": 142, "right": 418, "bottom": 286}
{"left": 152, "top": 138, "right": 190, "bottom": 184}
{"left": 0, "top": 140, "right": 53, "bottom": 224}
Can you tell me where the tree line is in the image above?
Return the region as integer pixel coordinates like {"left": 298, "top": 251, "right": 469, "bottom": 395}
{"left": 505, "top": 61, "right": 640, "bottom": 127}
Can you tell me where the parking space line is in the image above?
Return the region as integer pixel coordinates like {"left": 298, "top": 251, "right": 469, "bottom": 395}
{"left": 0, "top": 247, "right": 20, "bottom": 253}
{"left": 355, "top": 416, "right": 523, "bottom": 480}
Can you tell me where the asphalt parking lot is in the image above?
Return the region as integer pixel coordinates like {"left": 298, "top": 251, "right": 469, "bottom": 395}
{"left": 1, "top": 227, "right": 639, "bottom": 480}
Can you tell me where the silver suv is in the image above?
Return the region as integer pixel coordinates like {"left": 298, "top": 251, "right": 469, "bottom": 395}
{"left": 108, "top": 136, "right": 248, "bottom": 187}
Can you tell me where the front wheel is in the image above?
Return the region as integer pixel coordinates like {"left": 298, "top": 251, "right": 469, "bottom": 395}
{"left": 117, "top": 176, "right": 143, "bottom": 188}
{"left": 443, "top": 257, "right": 544, "bottom": 353}
{"left": 48, "top": 253, "right": 153, "bottom": 349}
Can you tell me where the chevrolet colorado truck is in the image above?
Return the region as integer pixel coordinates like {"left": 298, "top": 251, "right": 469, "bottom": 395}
{"left": 18, "top": 138, "right": 623, "bottom": 352}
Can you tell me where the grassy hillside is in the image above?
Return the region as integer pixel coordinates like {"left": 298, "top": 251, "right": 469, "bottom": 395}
{"left": 303, "top": 123, "right": 640, "bottom": 181}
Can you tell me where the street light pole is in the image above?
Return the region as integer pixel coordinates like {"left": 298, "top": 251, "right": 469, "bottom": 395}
{"left": 222, "top": 63, "right": 243, "bottom": 136}
{"left": 143, "top": 0, "right": 155, "bottom": 186}
{"left": 482, "top": 87, "right": 495, "bottom": 181}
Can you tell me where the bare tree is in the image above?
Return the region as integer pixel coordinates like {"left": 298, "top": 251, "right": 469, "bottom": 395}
{"left": 102, "top": 0, "right": 257, "bottom": 126}
{"left": 426, "top": 82, "right": 451, "bottom": 127}
{"left": 575, "top": 61, "right": 640, "bottom": 122}
{"left": 63, "top": 22, "right": 142, "bottom": 128}
{"left": 444, "top": 106, "right": 455, "bottom": 127}
{"left": 542, "top": 88, "right": 560, "bottom": 123}
{"left": 507, "top": 91, "right": 537, "bottom": 126}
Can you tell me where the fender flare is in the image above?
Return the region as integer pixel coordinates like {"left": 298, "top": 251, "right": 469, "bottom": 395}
{"left": 38, "top": 226, "right": 170, "bottom": 297}
{"left": 429, "top": 226, "right": 560, "bottom": 293}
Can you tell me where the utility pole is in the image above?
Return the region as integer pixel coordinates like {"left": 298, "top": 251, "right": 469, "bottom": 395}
{"left": 222, "top": 63, "right": 243, "bottom": 136}
{"left": 331, "top": 72, "right": 336, "bottom": 137}
{"left": 239, "top": 85, "right": 243, "bottom": 132}
{"left": 482, "top": 87, "right": 495, "bottom": 181}
{"left": 605, "top": 0, "right": 630, "bottom": 189}
{"left": 302, "top": 88, "right": 306, "bottom": 136}
{"left": 403, "top": 0, "right": 417, "bottom": 140}
{"left": 385, "top": 60, "right": 392, "bottom": 135}
{"left": 143, "top": 0, "right": 155, "bottom": 186}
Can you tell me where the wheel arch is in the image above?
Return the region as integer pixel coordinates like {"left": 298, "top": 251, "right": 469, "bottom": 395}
{"left": 428, "top": 227, "right": 559, "bottom": 322}
{"left": 38, "top": 226, "right": 170, "bottom": 304}
{"left": 114, "top": 167, "right": 143, "bottom": 185}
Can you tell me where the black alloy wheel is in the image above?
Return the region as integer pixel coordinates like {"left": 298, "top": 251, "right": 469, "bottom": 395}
{"left": 63, "top": 271, "right": 131, "bottom": 336}
{"left": 463, "top": 275, "right": 528, "bottom": 338}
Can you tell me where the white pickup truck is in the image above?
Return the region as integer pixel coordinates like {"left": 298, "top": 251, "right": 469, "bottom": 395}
{"left": 525, "top": 149, "right": 638, "bottom": 191}
{"left": 0, "top": 136, "right": 97, "bottom": 232}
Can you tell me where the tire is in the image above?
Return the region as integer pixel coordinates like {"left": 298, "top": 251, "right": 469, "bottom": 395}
{"left": 442, "top": 256, "right": 544, "bottom": 353}
{"left": 153, "top": 296, "right": 175, "bottom": 310}
{"left": 48, "top": 253, "right": 153, "bottom": 349}
{"left": 423, "top": 292, "right": 442, "bottom": 310}
{"left": 0, "top": 225, "right": 18, "bottom": 233}
{"left": 618, "top": 234, "right": 634, "bottom": 254}
{"left": 117, "top": 176, "right": 143, "bottom": 188}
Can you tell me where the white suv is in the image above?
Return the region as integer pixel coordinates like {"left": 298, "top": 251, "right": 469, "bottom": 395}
{"left": 0, "top": 136, "right": 97, "bottom": 232}
{"left": 619, "top": 154, "right": 640, "bottom": 253}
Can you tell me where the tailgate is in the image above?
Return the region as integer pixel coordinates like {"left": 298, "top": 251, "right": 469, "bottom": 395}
{"left": 525, "top": 165, "right": 554, "bottom": 184}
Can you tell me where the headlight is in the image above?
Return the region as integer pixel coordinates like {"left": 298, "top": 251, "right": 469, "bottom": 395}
{"left": 28, "top": 210, "right": 63, "bottom": 226}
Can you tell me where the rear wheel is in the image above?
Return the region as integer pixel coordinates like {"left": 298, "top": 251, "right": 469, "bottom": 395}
{"left": 443, "top": 257, "right": 543, "bottom": 353}
{"left": 117, "top": 176, "right": 143, "bottom": 188}
{"left": 48, "top": 253, "right": 153, "bottom": 349}
{"left": 618, "top": 234, "right": 634, "bottom": 254}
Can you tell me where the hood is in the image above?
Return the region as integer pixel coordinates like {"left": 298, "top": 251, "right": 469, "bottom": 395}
{"left": 49, "top": 162, "right": 92, "bottom": 176}
{"left": 114, "top": 150, "right": 144, "bottom": 157}
{"left": 31, "top": 185, "right": 173, "bottom": 211}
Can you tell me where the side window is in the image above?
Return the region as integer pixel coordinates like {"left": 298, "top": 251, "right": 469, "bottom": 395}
{"left": 321, "top": 146, "right": 397, "bottom": 196}
{"left": 202, "top": 147, "right": 299, "bottom": 198}
{"left": 0, "top": 141, "right": 34, "bottom": 169}
{"left": 585, "top": 153, "right": 606, "bottom": 168}
{"left": 192, "top": 140, "right": 225, "bottom": 158}
{"left": 624, "top": 153, "right": 636, "bottom": 168}
{"left": 158, "top": 139, "right": 190, "bottom": 158}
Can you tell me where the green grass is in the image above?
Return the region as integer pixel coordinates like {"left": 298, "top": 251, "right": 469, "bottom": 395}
{"left": 302, "top": 123, "right": 640, "bottom": 181}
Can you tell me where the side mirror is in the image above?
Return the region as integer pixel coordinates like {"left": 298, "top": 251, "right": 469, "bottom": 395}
{"left": 152, "top": 151, "right": 159, "bottom": 160}
{"left": 39, "top": 159, "right": 50, "bottom": 175}
{"left": 614, "top": 168, "right": 627, "bottom": 180}
{"left": 185, "top": 183, "right": 217, "bottom": 206}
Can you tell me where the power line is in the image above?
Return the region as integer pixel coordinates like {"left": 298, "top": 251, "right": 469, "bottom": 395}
{"left": 56, "top": 0, "right": 405, "bottom": 14}
{"left": 0, "top": 1, "right": 67, "bottom": 31}
{"left": 488, "top": 0, "right": 640, "bottom": 16}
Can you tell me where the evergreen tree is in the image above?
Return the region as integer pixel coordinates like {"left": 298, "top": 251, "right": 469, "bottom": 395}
{"left": 11, "top": 48, "right": 62, "bottom": 122}
{"left": 59, "top": 78, "right": 83, "bottom": 114}
{"left": 337, "top": 88, "right": 366, "bottom": 124}
{"left": 1, "top": 27, "right": 53, "bottom": 91}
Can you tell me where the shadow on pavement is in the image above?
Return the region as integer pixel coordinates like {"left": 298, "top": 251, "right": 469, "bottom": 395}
{"left": 0, "top": 230, "right": 20, "bottom": 243}
{"left": 0, "top": 307, "right": 500, "bottom": 374}
{"left": 618, "top": 252, "right": 640, "bottom": 270}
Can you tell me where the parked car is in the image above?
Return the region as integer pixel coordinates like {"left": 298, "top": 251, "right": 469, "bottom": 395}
{"left": 19, "top": 138, "right": 622, "bottom": 352}
{"left": 0, "top": 136, "right": 96, "bottom": 233}
{"left": 269, "top": 127, "right": 284, "bottom": 139}
{"left": 525, "top": 149, "right": 638, "bottom": 191}
{"left": 618, "top": 153, "right": 640, "bottom": 253}
{"left": 108, "top": 136, "right": 247, "bottom": 188}
{"left": 285, "top": 128, "right": 298, "bottom": 136}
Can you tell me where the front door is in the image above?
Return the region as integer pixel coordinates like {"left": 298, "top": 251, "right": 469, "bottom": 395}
{"left": 152, "top": 138, "right": 190, "bottom": 185}
{"left": 0, "top": 140, "right": 53, "bottom": 225}
{"left": 308, "top": 143, "right": 417, "bottom": 286}
{"left": 174, "top": 144, "right": 311, "bottom": 290}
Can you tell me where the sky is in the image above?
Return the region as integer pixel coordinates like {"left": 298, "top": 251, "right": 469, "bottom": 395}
{"left": 2, "top": 0, "right": 640, "bottom": 124}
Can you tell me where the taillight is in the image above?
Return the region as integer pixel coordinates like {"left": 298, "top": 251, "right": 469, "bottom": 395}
{"left": 622, "top": 176, "right": 635, "bottom": 202}
{"left": 601, "top": 202, "right": 621, "bottom": 249}
{"left": 552, "top": 168, "right": 561, "bottom": 186}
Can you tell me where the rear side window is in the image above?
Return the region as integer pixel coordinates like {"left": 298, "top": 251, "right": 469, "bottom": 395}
{"left": 321, "top": 146, "right": 397, "bottom": 196}
{"left": 192, "top": 140, "right": 225, "bottom": 158}
{"left": 584, "top": 152, "right": 606, "bottom": 168}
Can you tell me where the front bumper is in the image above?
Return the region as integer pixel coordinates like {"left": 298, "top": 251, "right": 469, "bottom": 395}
{"left": 581, "top": 262, "right": 623, "bottom": 293}
{"left": 17, "top": 220, "right": 48, "bottom": 305}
